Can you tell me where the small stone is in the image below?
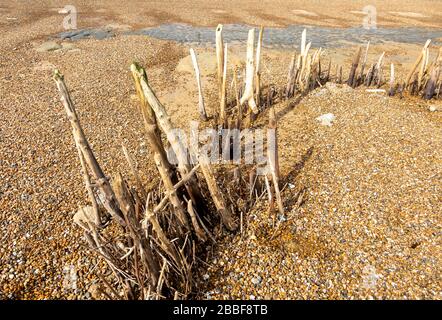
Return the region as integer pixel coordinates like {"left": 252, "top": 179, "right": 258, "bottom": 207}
{"left": 251, "top": 276, "right": 262, "bottom": 285}
{"left": 20, "top": 193, "right": 31, "bottom": 201}
{"left": 429, "top": 105, "right": 438, "bottom": 112}
{"left": 316, "top": 113, "right": 336, "bottom": 126}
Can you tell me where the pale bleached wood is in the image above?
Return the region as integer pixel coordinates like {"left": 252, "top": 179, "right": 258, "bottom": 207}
{"left": 53, "top": 70, "right": 125, "bottom": 226}
{"left": 154, "top": 153, "right": 189, "bottom": 229}
{"left": 153, "top": 164, "right": 200, "bottom": 214}
{"left": 133, "top": 64, "right": 203, "bottom": 205}
{"left": 255, "top": 26, "right": 264, "bottom": 74}
{"left": 240, "top": 28, "right": 258, "bottom": 114}
{"left": 418, "top": 47, "right": 429, "bottom": 90}
{"left": 220, "top": 43, "right": 228, "bottom": 125}
{"left": 300, "top": 28, "right": 306, "bottom": 56}
{"left": 389, "top": 63, "right": 396, "bottom": 96}
{"left": 233, "top": 67, "right": 242, "bottom": 129}
{"left": 130, "top": 63, "right": 171, "bottom": 173}
{"left": 375, "top": 52, "right": 385, "bottom": 87}
{"left": 255, "top": 26, "right": 264, "bottom": 106}
{"left": 122, "top": 144, "right": 147, "bottom": 200}
{"left": 405, "top": 39, "right": 431, "bottom": 87}
{"left": 112, "top": 173, "right": 160, "bottom": 286}
{"left": 359, "top": 41, "right": 370, "bottom": 83}
{"left": 268, "top": 107, "right": 283, "bottom": 215}
{"left": 77, "top": 148, "right": 101, "bottom": 226}
{"left": 199, "top": 154, "right": 237, "bottom": 231}
{"left": 424, "top": 47, "right": 442, "bottom": 99}
{"left": 187, "top": 200, "right": 207, "bottom": 242}
{"left": 216, "top": 24, "right": 224, "bottom": 105}
{"left": 286, "top": 53, "right": 296, "bottom": 97}
{"left": 144, "top": 207, "right": 180, "bottom": 266}
{"left": 189, "top": 48, "right": 207, "bottom": 121}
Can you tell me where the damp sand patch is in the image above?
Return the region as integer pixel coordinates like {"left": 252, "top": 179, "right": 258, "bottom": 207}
{"left": 54, "top": 24, "right": 442, "bottom": 48}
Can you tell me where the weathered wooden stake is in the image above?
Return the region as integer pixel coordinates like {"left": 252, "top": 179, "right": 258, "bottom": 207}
{"left": 220, "top": 43, "right": 228, "bottom": 126}
{"left": 53, "top": 70, "right": 125, "bottom": 226}
{"left": 133, "top": 64, "right": 204, "bottom": 205}
{"left": 255, "top": 26, "right": 264, "bottom": 107}
{"left": 389, "top": 63, "right": 396, "bottom": 96}
{"left": 199, "top": 154, "right": 237, "bottom": 231}
{"left": 405, "top": 39, "right": 431, "bottom": 88}
{"left": 154, "top": 153, "right": 189, "bottom": 229}
{"left": 424, "top": 66, "right": 440, "bottom": 99}
{"left": 268, "top": 107, "right": 283, "bottom": 215}
{"left": 189, "top": 48, "right": 208, "bottom": 121}
{"left": 187, "top": 200, "right": 207, "bottom": 242}
{"left": 216, "top": 24, "right": 225, "bottom": 105}
{"left": 233, "top": 67, "right": 242, "bottom": 129}
{"left": 240, "top": 28, "right": 258, "bottom": 114}
{"left": 347, "top": 46, "right": 362, "bottom": 88}
{"left": 359, "top": 41, "right": 370, "bottom": 84}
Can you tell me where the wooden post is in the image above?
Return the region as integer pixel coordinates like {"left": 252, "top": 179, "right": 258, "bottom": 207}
{"left": 326, "top": 59, "right": 332, "bottom": 82}
{"left": 130, "top": 63, "right": 170, "bottom": 172}
{"left": 220, "top": 43, "right": 228, "bottom": 126}
{"left": 359, "top": 41, "right": 370, "bottom": 84}
{"left": 77, "top": 148, "right": 101, "bottom": 226}
{"left": 233, "top": 67, "right": 242, "bottom": 129}
{"left": 338, "top": 66, "right": 343, "bottom": 84}
{"left": 154, "top": 153, "right": 189, "bottom": 229}
{"left": 365, "top": 64, "right": 374, "bottom": 86}
{"left": 375, "top": 52, "right": 385, "bottom": 87}
{"left": 189, "top": 48, "right": 208, "bottom": 121}
{"left": 216, "top": 24, "right": 225, "bottom": 118}
{"left": 418, "top": 47, "right": 429, "bottom": 90}
{"left": 112, "top": 173, "right": 160, "bottom": 286}
{"left": 145, "top": 208, "right": 181, "bottom": 266}
{"left": 301, "top": 29, "right": 307, "bottom": 57}
{"left": 53, "top": 70, "right": 126, "bottom": 226}
{"left": 199, "top": 154, "right": 237, "bottom": 231}
{"left": 424, "top": 66, "right": 440, "bottom": 99}
{"left": 286, "top": 53, "right": 296, "bottom": 98}
{"left": 389, "top": 63, "right": 396, "bottom": 96}
{"left": 347, "top": 46, "right": 362, "bottom": 88}
{"left": 405, "top": 39, "right": 431, "bottom": 88}
{"left": 268, "top": 107, "right": 283, "bottom": 215}
{"left": 255, "top": 26, "right": 264, "bottom": 107}
{"left": 240, "top": 28, "right": 258, "bottom": 114}
{"left": 187, "top": 200, "right": 207, "bottom": 242}
{"left": 133, "top": 64, "right": 204, "bottom": 206}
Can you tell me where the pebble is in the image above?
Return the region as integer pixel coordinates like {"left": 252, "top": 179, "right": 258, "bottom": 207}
{"left": 251, "top": 276, "right": 262, "bottom": 285}
{"left": 316, "top": 113, "right": 336, "bottom": 126}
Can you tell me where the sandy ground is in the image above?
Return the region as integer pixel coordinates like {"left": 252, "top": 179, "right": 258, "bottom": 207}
{"left": 2, "top": 0, "right": 442, "bottom": 30}
{"left": 0, "top": 1, "right": 441, "bottom": 299}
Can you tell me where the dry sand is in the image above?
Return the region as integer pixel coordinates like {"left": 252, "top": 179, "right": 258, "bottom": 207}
{"left": 2, "top": 0, "right": 442, "bottom": 30}
{"left": 0, "top": 1, "right": 441, "bottom": 299}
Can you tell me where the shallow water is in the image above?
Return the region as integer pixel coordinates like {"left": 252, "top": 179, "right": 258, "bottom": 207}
{"left": 58, "top": 24, "right": 442, "bottom": 48}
